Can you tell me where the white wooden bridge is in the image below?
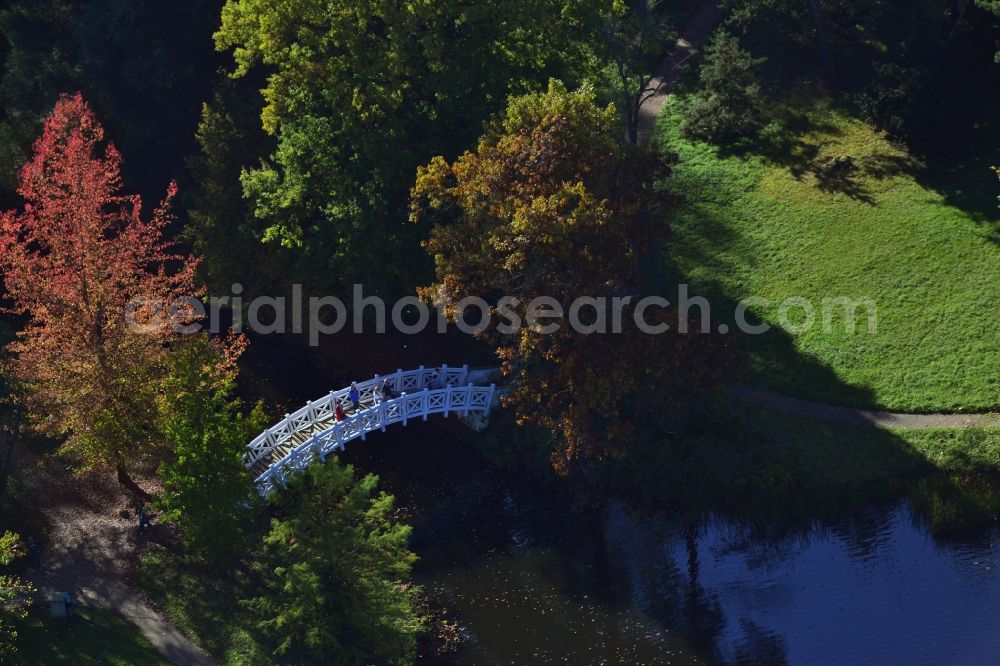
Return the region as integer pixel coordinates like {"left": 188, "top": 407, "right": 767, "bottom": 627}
{"left": 245, "top": 365, "right": 497, "bottom": 494}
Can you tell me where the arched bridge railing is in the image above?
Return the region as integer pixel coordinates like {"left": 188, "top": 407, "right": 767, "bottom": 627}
{"left": 246, "top": 365, "right": 496, "bottom": 494}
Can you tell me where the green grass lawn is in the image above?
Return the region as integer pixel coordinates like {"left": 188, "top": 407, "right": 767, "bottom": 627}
{"left": 11, "top": 606, "right": 169, "bottom": 665}
{"left": 655, "top": 95, "right": 1000, "bottom": 412}
{"left": 135, "top": 548, "right": 269, "bottom": 666}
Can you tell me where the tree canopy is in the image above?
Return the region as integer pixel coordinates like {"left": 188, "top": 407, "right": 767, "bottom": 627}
{"left": 0, "top": 93, "right": 198, "bottom": 473}
{"left": 0, "top": 531, "right": 32, "bottom": 659}
{"left": 246, "top": 460, "right": 422, "bottom": 663}
{"left": 156, "top": 335, "right": 264, "bottom": 563}
{"left": 682, "top": 30, "right": 766, "bottom": 144}
{"left": 213, "top": 0, "right": 606, "bottom": 294}
{"left": 412, "top": 82, "right": 731, "bottom": 472}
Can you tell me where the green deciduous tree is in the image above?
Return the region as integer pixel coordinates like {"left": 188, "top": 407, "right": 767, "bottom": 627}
{"left": 596, "top": 0, "right": 673, "bottom": 144}
{"left": 183, "top": 75, "right": 289, "bottom": 296}
{"left": 156, "top": 335, "right": 265, "bottom": 563}
{"left": 246, "top": 460, "right": 422, "bottom": 663}
{"left": 0, "top": 531, "right": 32, "bottom": 660}
{"left": 212, "top": 0, "right": 600, "bottom": 295}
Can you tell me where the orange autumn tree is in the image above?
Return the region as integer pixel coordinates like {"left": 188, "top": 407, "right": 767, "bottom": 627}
{"left": 0, "top": 93, "right": 198, "bottom": 476}
{"left": 411, "top": 81, "right": 730, "bottom": 473}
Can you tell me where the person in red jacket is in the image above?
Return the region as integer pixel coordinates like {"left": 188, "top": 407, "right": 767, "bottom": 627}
{"left": 334, "top": 400, "right": 346, "bottom": 422}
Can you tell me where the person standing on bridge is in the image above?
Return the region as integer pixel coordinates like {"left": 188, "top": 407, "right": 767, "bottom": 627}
{"left": 348, "top": 382, "right": 361, "bottom": 411}
{"left": 335, "top": 399, "right": 346, "bottom": 422}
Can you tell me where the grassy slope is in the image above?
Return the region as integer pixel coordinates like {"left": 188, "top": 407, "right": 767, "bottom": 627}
{"left": 135, "top": 549, "right": 269, "bottom": 666}
{"left": 610, "top": 402, "right": 1000, "bottom": 530}
{"left": 656, "top": 97, "right": 1000, "bottom": 412}
{"left": 12, "top": 606, "right": 170, "bottom": 665}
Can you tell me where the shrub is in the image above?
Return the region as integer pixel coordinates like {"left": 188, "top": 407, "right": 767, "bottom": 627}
{"left": 0, "top": 532, "right": 33, "bottom": 659}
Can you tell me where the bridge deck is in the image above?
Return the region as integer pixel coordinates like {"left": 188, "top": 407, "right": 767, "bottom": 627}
{"left": 245, "top": 365, "right": 497, "bottom": 493}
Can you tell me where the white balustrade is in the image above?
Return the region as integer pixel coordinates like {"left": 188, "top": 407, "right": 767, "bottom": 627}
{"left": 245, "top": 365, "right": 498, "bottom": 494}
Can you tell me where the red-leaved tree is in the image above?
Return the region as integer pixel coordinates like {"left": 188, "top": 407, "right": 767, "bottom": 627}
{"left": 0, "top": 93, "right": 198, "bottom": 475}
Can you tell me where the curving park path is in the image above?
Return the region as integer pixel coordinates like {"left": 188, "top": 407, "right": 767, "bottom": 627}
{"left": 15, "top": 452, "right": 214, "bottom": 665}
{"left": 735, "top": 386, "right": 1000, "bottom": 429}
{"left": 636, "top": 0, "right": 724, "bottom": 145}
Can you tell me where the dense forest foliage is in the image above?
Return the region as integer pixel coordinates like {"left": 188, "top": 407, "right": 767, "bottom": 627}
{"left": 0, "top": 0, "right": 993, "bottom": 291}
{"left": 0, "top": 0, "right": 998, "bottom": 662}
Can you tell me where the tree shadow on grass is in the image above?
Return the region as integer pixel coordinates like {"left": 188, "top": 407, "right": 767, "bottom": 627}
{"left": 718, "top": 103, "right": 923, "bottom": 206}
{"left": 14, "top": 605, "right": 170, "bottom": 665}
{"left": 831, "top": 91, "right": 1000, "bottom": 243}
{"left": 638, "top": 190, "right": 999, "bottom": 529}
{"left": 613, "top": 395, "right": 1000, "bottom": 546}
{"left": 654, "top": 180, "right": 881, "bottom": 410}
{"left": 908, "top": 118, "right": 1000, "bottom": 244}
{"left": 134, "top": 546, "right": 270, "bottom": 664}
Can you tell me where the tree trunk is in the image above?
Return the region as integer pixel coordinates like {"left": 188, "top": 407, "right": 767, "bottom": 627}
{"left": 586, "top": 504, "right": 614, "bottom": 602}
{"left": 626, "top": 92, "right": 640, "bottom": 145}
{"left": 0, "top": 406, "right": 23, "bottom": 525}
{"left": 116, "top": 465, "right": 151, "bottom": 502}
{"left": 807, "top": 0, "right": 835, "bottom": 81}
{"left": 684, "top": 519, "right": 707, "bottom": 650}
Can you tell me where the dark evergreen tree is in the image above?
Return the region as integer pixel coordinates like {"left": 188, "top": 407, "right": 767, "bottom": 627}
{"left": 245, "top": 460, "right": 423, "bottom": 663}
{"left": 682, "top": 31, "right": 766, "bottom": 144}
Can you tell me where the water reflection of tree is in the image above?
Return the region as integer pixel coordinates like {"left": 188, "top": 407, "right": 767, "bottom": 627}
{"left": 602, "top": 504, "right": 721, "bottom": 661}
{"left": 828, "top": 503, "right": 900, "bottom": 562}
{"left": 731, "top": 619, "right": 788, "bottom": 666}
{"left": 604, "top": 505, "right": 803, "bottom": 664}
{"left": 685, "top": 520, "right": 794, "bottom": 665}
{"left": 683, "top": 519, "right": 728, "bottom": 663}
{"left": 708, "top": 519, "right": 815, "bottom": 572}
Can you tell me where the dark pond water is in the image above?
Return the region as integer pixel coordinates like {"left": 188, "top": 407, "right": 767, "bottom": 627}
{"left": 342, "top": 423, "right": 1000, "bottom": 665}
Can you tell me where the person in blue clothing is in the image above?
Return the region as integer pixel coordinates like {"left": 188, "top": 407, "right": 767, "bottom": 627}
{"left": 348, "top": 382, "right": 361, "bottom": 411}
{"left": 136, "top": 504, "right": 153, "bottom": 534}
